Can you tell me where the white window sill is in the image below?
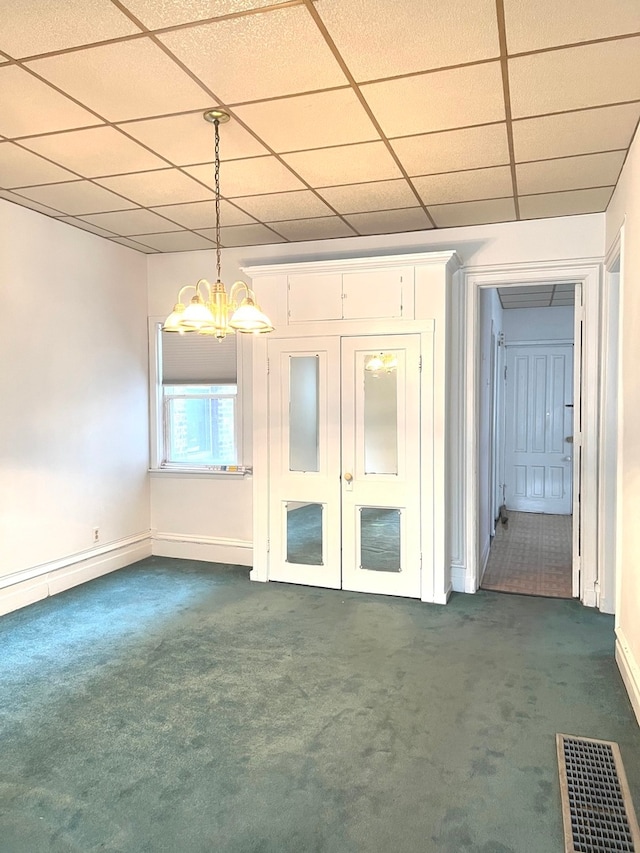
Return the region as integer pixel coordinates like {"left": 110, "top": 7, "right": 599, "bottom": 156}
{"left": 149, "top": 466, "right": 252, "bottom": 479}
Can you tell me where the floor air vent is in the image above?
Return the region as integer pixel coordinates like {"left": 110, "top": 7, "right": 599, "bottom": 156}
{"left": 557, "top": 734, "right": 640, "bottom": 852}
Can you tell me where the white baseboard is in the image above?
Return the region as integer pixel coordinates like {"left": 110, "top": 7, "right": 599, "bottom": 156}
{"left": 0, "top": 534, "right": 152, "bottom": 617}
{"left": 615, "top": 627, "right": 640, "bottom": 726}
{"left": 430, "top": 583, "right": 452, "bottom": 605}
{"left": 451, "top": 563, "right": 472, "bottom": 593}
{"left": 152, "top": 532, "right": 253, "bottom": 567}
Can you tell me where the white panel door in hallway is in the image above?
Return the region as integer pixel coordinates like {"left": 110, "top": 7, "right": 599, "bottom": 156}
{"left": 503, "top": 344, "right": 573, "bottom": 514}
{"left": 267, "top": 334, "right": 422, "bottom": 597}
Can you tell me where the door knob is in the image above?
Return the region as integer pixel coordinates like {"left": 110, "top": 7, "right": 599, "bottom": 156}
{"left": 565, "top": 436, "right": 573, "bottom": 443}
{"left": 344, "top": 472, "right": 353, "bottom": 482}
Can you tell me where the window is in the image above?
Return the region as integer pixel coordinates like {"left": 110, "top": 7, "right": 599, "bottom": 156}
{"left": 163, "top": 384, "right": 237, "bottom": 466}
{"left": 155, "top": 324, "right": 241, "bottom": 471}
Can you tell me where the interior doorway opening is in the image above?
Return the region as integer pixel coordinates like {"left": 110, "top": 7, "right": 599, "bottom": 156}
{"left": 477, "top": 283, "right": 577, "bottom": 599}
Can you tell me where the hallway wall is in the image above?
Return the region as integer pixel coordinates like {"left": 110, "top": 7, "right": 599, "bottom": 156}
{"left": 605, "top": 124, "right": 640, "bottom": 723}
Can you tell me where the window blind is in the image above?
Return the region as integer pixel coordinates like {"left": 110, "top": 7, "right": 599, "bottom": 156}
{"left": 160, "top": 327, "right": 237, "bottom": 384}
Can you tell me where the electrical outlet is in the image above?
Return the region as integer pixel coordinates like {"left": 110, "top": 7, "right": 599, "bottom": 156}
{"left": 93, "top": 527, "right": 99, "bottom": 543}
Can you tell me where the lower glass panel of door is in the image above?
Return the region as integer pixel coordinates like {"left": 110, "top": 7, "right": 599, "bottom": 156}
{"left": 359, "top": 507, "right": 401, "bottom": 572}
{"left": 286, "top": 501, "right": 324, "bottom": 565}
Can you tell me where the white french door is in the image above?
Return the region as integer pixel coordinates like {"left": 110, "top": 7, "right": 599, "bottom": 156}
{"left": 267, "top": 334, "right": 422, "bottom": 598}
{"left": 503, "top": 344, "right": 574, "bottom": 514}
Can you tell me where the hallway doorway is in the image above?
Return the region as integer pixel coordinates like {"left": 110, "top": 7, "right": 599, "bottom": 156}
{"left": 479, "top": 283, "right": 576, "bottom": 598}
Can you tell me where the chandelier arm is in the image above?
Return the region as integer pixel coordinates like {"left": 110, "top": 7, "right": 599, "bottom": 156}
{"left": 229, "top": 280, "right": 252, "bottom": 307}
{"left": 177, "top": 284, "right": 195, "bottom": 302}
{"left": 195, "top": 278, "right": 212, "bottom": 301}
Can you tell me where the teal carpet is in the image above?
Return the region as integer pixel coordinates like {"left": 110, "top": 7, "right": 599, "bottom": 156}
{"left": 1, "top": 557, "right": 638, "bottom": 853}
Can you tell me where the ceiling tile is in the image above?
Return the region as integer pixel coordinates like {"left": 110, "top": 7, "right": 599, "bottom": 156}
{"left": 519, "top": 187, "right": 614, "bottom": 219}
{"left": 96, "top": 169, "right": 212, "bottom": 206}
{"left": 430, "top": 197, "right": 516, "bottom": 227}
{"left": 232, "top": 190, "right": 333, "bottom": 221}
{"left": 202, "top": 223, "right": 285, "bottom": 247}
{"left": 158, "top": 7, "right": 346, "bottom": 104}
{"left": 516, "top": 151, "right": 626, "bottom": 195}
{"left": 132, "top": 231, "right": 216, "bottom": 252}
{"left": 317, "top": 179, "right": 418, "bottom": 214}
{"left": 109, "top": 236, "right": 159, "bottom": 253}
{"left": 344, "top": 207, "right": 433, "bottom": 235}
{"left": 282, "top": 142, "right": 402, "bottom": 187}
{"left": 13, "top": 181, "right": 137, "bottom": 214}
{"left": 121, "top": 0, "right": 283, "bottom": 29}
{"left": 413, "top": 166, "right": 513, "bottom": 206}
{"left": 0, "top": 0, "right": 141, "bottom": 59}
{"left": 267, "top": 216, "right": 356, "bottom": 242}
{"left": 0, "top": 188, "right": 64, "bottom": 215}
{"left": 120, "top": 112, "right": 268, "bottom": 166}
{"left": 502, "top": 286, "right": 553, "bottom": 295}
{"left": 233, "top": 89, "right": 377, "bottom": 153}
{"left": 26, "top": 39, "right": 210, "bottom": 122}
{"left": 186, "top": 156, "right": 304, "bottom": 196}
{"left": 78, "top": 208, "right": 182, "bottom": 235}
{"left": 513, "top": 103, "right": 640, "bottom": 162}
{"left": 362, "top": 62, "right": 505, "bottom": 137}
{"left": 0, "top": 66, "right": 101, "bottom": 137}
{"left": 391, "top": 124, "right": 511, "bottom": 176}
{"left": 317, "top": 0, "right": 500, "bottom": 81}
{"left": 0, "top": 142, "right": 77, "bottom": 187}
{"left": 503, "top": 0, "right": 640, "bottom": 54}
{"left": 149, "top": 200, "right": 255, "bottom": 229}
{"left": 509, "top": 37, "right": 640, "bottom": 118}
{"left": 20, "top": 126, "right": 167, "bottom": 177}
{"left": 56, "top": 216, "right": 119, "bottom": 238}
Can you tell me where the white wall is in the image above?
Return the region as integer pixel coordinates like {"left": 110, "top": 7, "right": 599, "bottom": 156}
{"left": 0, "top": 201, "right": 151, "bottom": 613}
{"left": 606, "top": 126, "right": 640, "bottom": 723}
{"left": 147, "top": 215, "right": 603, "bottom": 568}
{"left": 478, "top": 289, "right": 503, "bottom": 572}
{"left": 503, "top": 306, "right": 574, "bottom": 341}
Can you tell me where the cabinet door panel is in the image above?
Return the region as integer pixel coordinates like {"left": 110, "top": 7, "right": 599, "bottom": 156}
{"left": 342, "top": 269, "right": 410, "bottom": 320}
{"left": 288, "top": 273, "right": 342, "bottom": 322}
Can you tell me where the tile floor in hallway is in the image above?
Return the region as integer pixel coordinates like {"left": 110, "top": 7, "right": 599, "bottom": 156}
{"left": 480, "top": 510, "right": 573, "bottom": 598}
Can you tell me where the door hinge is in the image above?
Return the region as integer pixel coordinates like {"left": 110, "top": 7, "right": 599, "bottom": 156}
{"left": 419, "top": 355, "right": 422, "bottom": 372}
{"left": 266, "top": 357, "right": 270, "bottom": 375}
{"left": 498, "top": 331, "right": 505, "bottom": 346}
{"left": 266, "top": 538, "right": 270, "bottom": 553}
{"left": 504, "top": 365, "right": 507, "bottom": 381}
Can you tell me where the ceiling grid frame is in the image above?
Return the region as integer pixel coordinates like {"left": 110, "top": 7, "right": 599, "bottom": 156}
{"left": 0, "top": 0, "right": 636, "bottom": 250}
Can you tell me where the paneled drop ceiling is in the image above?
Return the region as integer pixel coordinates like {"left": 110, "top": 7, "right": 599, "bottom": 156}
{"left": 0, "top": 0, "right": 639, "bottom": 253}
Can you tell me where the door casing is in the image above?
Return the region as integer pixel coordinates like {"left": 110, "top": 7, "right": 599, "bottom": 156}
{"left": 463, "top": 261, "right": 601, "bottom": 606}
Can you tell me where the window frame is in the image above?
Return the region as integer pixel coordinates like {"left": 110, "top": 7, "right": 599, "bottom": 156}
{"left": 148, "top": 319, "right": 249, "bottom": 476}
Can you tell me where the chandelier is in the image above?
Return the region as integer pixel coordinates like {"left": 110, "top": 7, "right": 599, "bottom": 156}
{"left": 163, "top": 109, "right": 274, "bottom": 340}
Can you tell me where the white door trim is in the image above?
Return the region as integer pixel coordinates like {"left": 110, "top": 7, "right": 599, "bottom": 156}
{"left": 462, "top": 259, "right": 602, "bottom": 606}
{"left": 600, "top": 225, "right": 624, "bottom": 616}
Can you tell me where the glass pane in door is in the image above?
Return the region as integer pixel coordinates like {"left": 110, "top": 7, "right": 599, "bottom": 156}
{"left": 363, "top": 353, "right": 398, "bottom": 474}
{"left": 286, "top": 501, "right": 323, "bottom": 565}
{"left": 289, "top": 356, "right": 319, "bottom": 472}
{"left": 359, "top": 507, "right": 401, "bottom": 572}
